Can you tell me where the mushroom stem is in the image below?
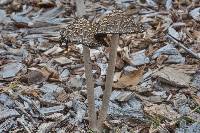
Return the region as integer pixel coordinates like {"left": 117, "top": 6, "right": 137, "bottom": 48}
{"left": 75, "top": 0, "right": 97, "bottom": 131}
{"left": 97, "top": 34, "right": 119, "bottom": 130}
{"left": 82, "top": 46, "right": 97, "bottom": 130}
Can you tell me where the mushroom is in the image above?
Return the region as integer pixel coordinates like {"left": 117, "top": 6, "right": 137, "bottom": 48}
{"left": 73, "top": 3, "right": 98, "bottom": 130}
{"left": 95, "top": 10, "right": 144, "bottom": 131}
{"left": 59, "top": 6, "right": 145, "bottom": 132}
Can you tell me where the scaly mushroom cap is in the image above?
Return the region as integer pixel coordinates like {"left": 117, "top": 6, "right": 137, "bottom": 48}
{"left": 60, "top": 18, "right": 107, "bottom": 48}
{"left": 96, "top": 10, "right": 144, "bottom": 34}
{"left": 59, "top": 11, "right": 144, "bottom": 48}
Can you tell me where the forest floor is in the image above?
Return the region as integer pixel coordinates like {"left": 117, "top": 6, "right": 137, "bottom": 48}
{"left": 0, "top": 0, "right": 200, "bottom": 132}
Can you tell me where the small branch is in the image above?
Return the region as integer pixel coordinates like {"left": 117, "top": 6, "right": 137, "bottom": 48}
{"left": 168, "top": 33, "right": 200, "bottom": 60}
{"left": 97, "top": 34, "right": 119, "bottom": 130}
{"left": 75, "top": 0, "right": 97, "bottom": 130}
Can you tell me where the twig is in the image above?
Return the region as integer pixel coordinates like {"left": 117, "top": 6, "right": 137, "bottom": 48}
{"left": 14, "top": 100, "right": 36, "bottom": 125}
{"left": 17, "top": 117, "right": 32, "bottom": 133}
{"left": 18, "top": 94, "right": 45, "bottom": 118}
{"left": 75, "top": 0, "right": 97, "bottom": 130}
{"left": 168, "top": 33, "right": 200, "bottom": 60}
{"left": 97, "top": 34, "right": 119, "bottom": 131}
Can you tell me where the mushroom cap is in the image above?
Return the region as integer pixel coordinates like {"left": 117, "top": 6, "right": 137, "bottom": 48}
{"left": 96, "top": 10, "right": 144, "bottom": 34}
{"left": 60, "top": 18, "right": 106, "bottom": 47}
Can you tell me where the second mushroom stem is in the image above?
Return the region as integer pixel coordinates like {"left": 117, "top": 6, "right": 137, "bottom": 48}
{"left": 97, "top": 34, "right": 119, "bottom": 130}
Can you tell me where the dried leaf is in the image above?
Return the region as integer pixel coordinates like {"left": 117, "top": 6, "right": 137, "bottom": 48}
{"left": 144, "top": 104, "right": 180, "bottom": 120}
{"left": 152, "top": 65, "right": 197, "bottom": 87}
{"left": 20, "top": 68, "right": 50, "bottom": 84}
{"left": 113, "top": 66, "right": 145, "bottom": 88}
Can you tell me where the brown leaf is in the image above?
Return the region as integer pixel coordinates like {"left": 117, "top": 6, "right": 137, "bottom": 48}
{"left": 152, "top": 65, "right": 197, "bottom": 87}
{"left": 22, "top": 88, "right": 41, "bottom": 98}
{"left": 144, "top": 104, "right": 180, "bottom": 121}
{"left": 45, "top": 67, "right": 59, "bottom": 80}
{"left": 156, "top": 55, "right": 168, "bottom": 65}
{"left": 55, "top": 90, "right": 69, "bottom": 103}
{"left": 191, "top": 30, "right": 200, "bottom": 40}
{"left": 113, "top": 66, "right": 145, "bottom": 89}
{"left": 20, "top": 68, "right": 50, "bottom": 84}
